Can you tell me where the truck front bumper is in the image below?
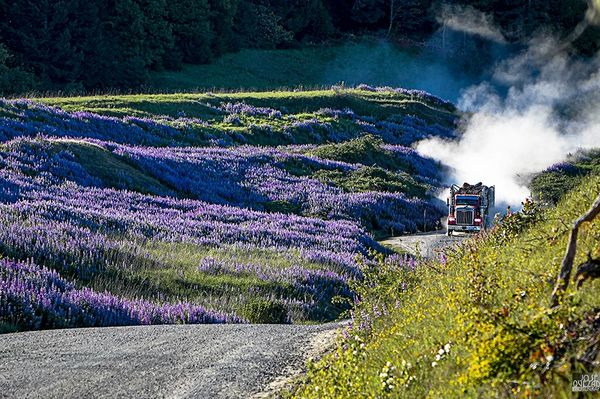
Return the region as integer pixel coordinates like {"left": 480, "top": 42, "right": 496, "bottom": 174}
{"left": 448, "top": 225, "right": 481, "bottom": 233}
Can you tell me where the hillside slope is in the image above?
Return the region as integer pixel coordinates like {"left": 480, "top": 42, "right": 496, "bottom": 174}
{"left": 0, "top": 87, "right": 455, "bottom": 332}
{"left": 294, "top": 173, "right": 600, "bottom": 398}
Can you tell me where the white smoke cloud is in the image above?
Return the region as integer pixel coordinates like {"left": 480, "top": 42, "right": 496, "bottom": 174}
{"left": 416, "top": 39, "right": 600, "bottom": 206}
{"left": 436, "top": 4, "right": 506, "bottom": 43}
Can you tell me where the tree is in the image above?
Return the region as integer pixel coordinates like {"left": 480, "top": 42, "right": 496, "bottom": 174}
{"left": 351, "top": 0, "right": 386, "bottom": 26}
{"left": 275, "top": 0, "right": 335, "bottom": 42}
{"left": 100, "top": 0, "right": 149, "bottom": 88}
{"left": 167, "top": 0, "right": 213, "bottom": 64}
{"left": 233, "top": 2, "right": 292, "bottom": 49}
{"left": 0, "top": 43, "right": 37, "bottom": 95}
{"left": 137, "top": 0, "right": 175, "bottom": 70}
{"left": 0, "top": 0, "right": 83, "bottom": 86}
{"left": 388, "top": 0, "right": 434, "bottom": 37}
{"left": 209, "top": 0, "right": 239, "bottom": 55}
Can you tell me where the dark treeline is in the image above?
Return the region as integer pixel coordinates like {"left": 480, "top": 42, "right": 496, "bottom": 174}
{"left": 0, "top": 0, "right": 597, "bottom": 95}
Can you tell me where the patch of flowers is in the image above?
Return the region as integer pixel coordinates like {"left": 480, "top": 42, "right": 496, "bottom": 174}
{"left": 0, "top": 258, "right": 244, "bottom": 330}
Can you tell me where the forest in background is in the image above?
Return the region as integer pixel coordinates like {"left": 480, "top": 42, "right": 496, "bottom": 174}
{"left": 0, "top": 0, "right": 598, "bottom": 95}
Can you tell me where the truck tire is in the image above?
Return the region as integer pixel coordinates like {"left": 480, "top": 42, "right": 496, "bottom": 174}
{"left": 446, "top": 230, "right": 452, "bottom": 236}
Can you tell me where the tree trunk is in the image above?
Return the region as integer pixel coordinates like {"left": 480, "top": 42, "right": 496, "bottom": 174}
{"left": 387, "top": 0, "right": 395, "bottom": 36}
{"left": 550, "top": 192, "right": 600, "bottom": 307}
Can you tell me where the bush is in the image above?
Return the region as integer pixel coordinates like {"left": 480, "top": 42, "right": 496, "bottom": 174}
{"left": 0, "top": 322, "right": 19, "bottom": 334}
{"left": 314, "top": 166, "right": 428, "bottom": 197}
{"left": 241, "top": 299, "right": 290, "bottom": 324}
{"left": 264, "top": 200, "right": 302, "bottom": 215}
{"left": 310, "top": 135, "right": 399, "bottom": 169}
{"left": 531, "top": 150, "right": 600, "bottom": 205}
{"left": 530, "top": 170, "right": 583, "bottom": 205}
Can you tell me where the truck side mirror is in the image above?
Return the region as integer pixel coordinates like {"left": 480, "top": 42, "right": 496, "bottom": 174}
{"left": 446, "top": 198, "right": 449, "bottom": 207}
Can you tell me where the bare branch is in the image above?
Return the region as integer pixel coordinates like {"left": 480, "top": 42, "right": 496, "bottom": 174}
{"left": 550, "top": 192, "right": 600, "bottom": 307}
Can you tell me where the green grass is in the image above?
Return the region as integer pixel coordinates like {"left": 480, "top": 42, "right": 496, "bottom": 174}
{"left": 308, "top": 134, "right": 417, "bottom": 171}
{"left": 145, "top": 39, "right": 471, "bottom": 104}
{"left": 147, "top": 41, "right": 425, "bottom": 93}
{"left": 313, "top": 167, "right": 428, "bottom": 198}
{"left": 37, "top": 89, "right": 455, "bottom": 127}
{"left": 303, "top": 135, "right": 432, "bottom": 197}
{"left": 57, "top": 141, "right": 175, "bottom": 195}
{"left": 82, "top": 241, "right": 351, "bottom": 323}
{"left": 31, "top": 88, "right": 457, "bottom": 150}
{"left": 292, "top": 173, "right": 600, "bottom": 398}
{"left": 530, "top": 149, "right": 600, "bottom": 205}
{"left": 149, "top": 46, "right": 346, "bottom": 92}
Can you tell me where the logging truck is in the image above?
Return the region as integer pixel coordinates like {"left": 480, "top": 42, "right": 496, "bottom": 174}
{"left": 446, "top": 182, "right": 495, "bottom": 236}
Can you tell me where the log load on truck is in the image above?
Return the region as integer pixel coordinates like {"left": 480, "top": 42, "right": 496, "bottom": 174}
{"left": 446, "top": 182, "right": 495, "bottom": 236}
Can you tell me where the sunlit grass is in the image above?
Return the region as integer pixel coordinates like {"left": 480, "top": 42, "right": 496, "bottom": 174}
{"left": 293, "top": 173, "right": 600, "bottom": 398}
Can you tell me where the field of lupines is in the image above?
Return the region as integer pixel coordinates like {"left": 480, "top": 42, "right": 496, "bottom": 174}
{"left": 0, "top": 87, "right": 456, "bottom": 332}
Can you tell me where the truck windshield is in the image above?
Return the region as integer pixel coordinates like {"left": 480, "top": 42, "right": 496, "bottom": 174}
{"left": 456, "top": 195, "right": 479, "bottom": 206}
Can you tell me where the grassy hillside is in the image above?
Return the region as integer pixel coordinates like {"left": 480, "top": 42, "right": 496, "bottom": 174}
{"left": 147, "top": 41, "right": 476, "bottom": 103}
{"left": 38, "top": 88, "right": 456, "bottom": 123}
{"left": 293, "top": 173, "right": 600, "bottom": 398}
{"left": 0, "top": 87, "right": 455, "bottom": 332}
{"left": 530, "top": 149, "right": 600, "bottom": 205}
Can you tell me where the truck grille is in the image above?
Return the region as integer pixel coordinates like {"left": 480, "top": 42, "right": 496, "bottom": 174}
{"left": 456, "top": 209, "right": 474, "bottom": 225}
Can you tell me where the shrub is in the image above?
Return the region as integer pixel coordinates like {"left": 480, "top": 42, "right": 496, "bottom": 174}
{"left": 241, "top": 298, "right": 289, "bottom": 324}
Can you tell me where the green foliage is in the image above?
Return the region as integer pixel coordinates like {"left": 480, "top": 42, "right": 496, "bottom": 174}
{"left": 530, "top": 150, "right": 600, "bottom": 205}
{"left": 306, "top": 135, "right": 431, "bottom": 197}
{"left": 234, "top": 3, "right": 293, "bottom": 49}
{"left": 57, "top": 141, "right": 175, "bottom": 196}
{"left": 279, "top": 0, "right": 335, "bottom": 42}
{"left": 282, "top": 158, "right": 322, "bottom": 177}
{"left": 208, "top": 0, "right": 240, "bottom": 55}
{"left": 530, "top": 170, "right": 584, "bottom": 205}
{"left": 311, "top": 134, "right": 383, "bottom": 164}
{"left": 167, "top": 0, "right": 213, "bottom": 65}
{"left": 490, "top": 199, "right": 543, "bottom": 244}
{"left": 241, "top": 298, "right": 290, "bottom": 324}
{"left": 314, "top": 166, "right": 427, "bottom": 197}
{"left": 0, "top": 322, "right": 19, "bottom": 334}
{"left": 1, "top": 0, "right": 595, "bottom": 94}
{"left": 0, "top": 44, "right": 38, "bottom": 95}
{"left": 294, "top": 173, "right": 600, "bottom": 398}
{"left": 40, "top": 90, "right": 456, "bottom": 128}
{"left": 264, "top": 200, "right": 303, "bottom": 215}
{"left": 310, "top": 135, "right": 406, "bottom": 171}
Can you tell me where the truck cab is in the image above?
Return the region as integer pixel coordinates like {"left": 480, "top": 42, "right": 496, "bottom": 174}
{"left": 446, "top": 183, "right": 495, "bottom": 236}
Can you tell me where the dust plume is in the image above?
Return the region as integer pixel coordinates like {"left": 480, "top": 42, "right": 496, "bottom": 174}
{"left": 436, "top": 4, "right": 506, "bottom": 43}
{"left": 417, "top": 6, "right": 600, "bottom": 207}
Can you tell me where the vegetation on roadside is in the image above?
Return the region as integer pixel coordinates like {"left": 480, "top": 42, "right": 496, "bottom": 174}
{"left": 292, "top": 172, "right": 600, "bottom": 398}
{"left": 530, "top": 149, "right": 600, "bottom": 205}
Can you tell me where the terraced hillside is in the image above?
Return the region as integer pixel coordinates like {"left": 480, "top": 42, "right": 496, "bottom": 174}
{"left": 0, "top": 87, "right": 456, "bottom": 332}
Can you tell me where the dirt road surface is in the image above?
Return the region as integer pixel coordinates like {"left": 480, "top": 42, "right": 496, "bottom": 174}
{"left": 0, "top": 322, "right": 343, "bottom": 399}
{"left": 380, "top": 230, "right": 467, "bottom": 258}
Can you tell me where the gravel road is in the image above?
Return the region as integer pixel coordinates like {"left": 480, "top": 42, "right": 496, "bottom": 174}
{"left": 380, "top": 230, "right": 467, "bottom": 258}
{"left": 0, "top": 322, "right": 343, "bottom": 399}
{"left": 0, "top": 234, "right": 464, "bottom": 399}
